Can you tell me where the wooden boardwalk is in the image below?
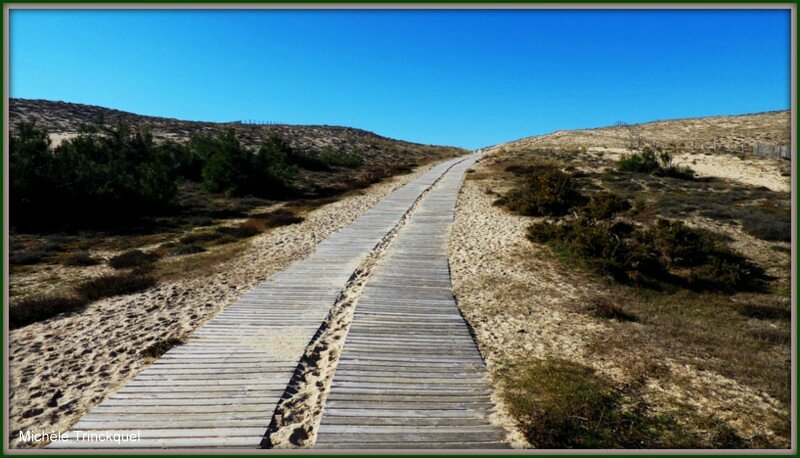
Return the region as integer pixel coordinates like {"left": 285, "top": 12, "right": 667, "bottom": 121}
{"left": 315, "top": 156, "right": 510, "bottom": 449}
{"left": 48, "top": 157, "right": 468, "bottom": 449}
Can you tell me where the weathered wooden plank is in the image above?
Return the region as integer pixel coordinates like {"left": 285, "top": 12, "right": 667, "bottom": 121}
{"left": 314, "top": 441, "right": 510, "bottom": 449}
{"left": 314, "top": 431, "right": 508, "bottom": 443}
{"left": 48, "top": 437, "right": 265, "bottom": 449}
{"left": 315, "top": 155, "right": 509, "bottom": 449}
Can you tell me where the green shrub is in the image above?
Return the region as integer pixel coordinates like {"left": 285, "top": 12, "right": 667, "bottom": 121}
{"left": 319, "top": 148, "right": 363, "bottom": 168}
{"left": 10, "top": 294, "right": 88, "bottom": 329}
{"left": 10, "top": 249, "right": 48, "bottom": 266}
{"left": 200, "top": 129, "right": 256, "bottom": 195}
{"left": 108, "top": 249, "right": 161, "bottom": 269}
{"left": 688, "top": 254, "right": 763, "bottom": 292}
{"left": 646, "top": 219, "right": 718, "bottom": 268}
{"left": 501, "top": 359, "right": 675, "bottom": 448}
{"left": 737, "top": 302, "right": 791, "bottom": 320}
{"left": 501, "top": 167, "right": 583, "bottom": 216}
{"left": 195, "top": 131, "right": 297, "bottom": 198}
{"left": 662, "top": 165, "right": 696, "bottom": 180}
{"left": 10, "top": 120, "right": 180, "bottom": 229}
{"left": 215, "top": 221, "right": 262, "bottom": 239}
{"left": 583, "top": 193, "right": 631, "bottom": 219}
{"left": 287, "top": 149, "right": 330, "bottom": 171}
{"left": 159, "top": 241, "right": 206, "bottom": 256}
{"left": 76, "top": 272, "right": 156, "bottom": 301}
{"left": 179, "top": 231, "right": 224, "bottom": 245}
{"left": 618, "top": 147, "right": 694, "bottom": 180}
{"left": 529, "top": 217, "right": 762, "bottom": 291}
{"left": 618, "top": 148, "right": 661, "bottom": 174}
{"left": 63, "top": 251, "right": 100, "bottom": 266}
{"left": 253, "top": 209, "right": 305, "bottom": 228}
{"left": 735, "top": 205, "right": 790, "bottom": 242}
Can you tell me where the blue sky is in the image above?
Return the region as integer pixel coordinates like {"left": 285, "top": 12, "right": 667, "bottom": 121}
{"left": 10, "top": 9, "right": 791, "bottom": 149}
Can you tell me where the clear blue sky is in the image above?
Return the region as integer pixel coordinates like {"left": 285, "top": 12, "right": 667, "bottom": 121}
{"left": 10, "top": 9, "right": 791, "bottom": 149}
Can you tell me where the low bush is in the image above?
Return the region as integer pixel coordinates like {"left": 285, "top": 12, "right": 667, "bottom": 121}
{"left": 529, "top": 217, "right": 763, "bottom": 291}
{"left": 159, "top": 241, "right": 207, "bottom": 256}
{"left": 215, "top": 221, "right": 263, "bottom": 239}
{"left": 618, "top": 147, "right": 694, "bottom": 180}
{"left": 662, "top": 165, "right": 696, "bottom": 180}
{"left": 10, "top": 249, "right": 48, "bottom": 266}
{"left": 76, "top": 272, "right": 156, "bottom": 301}
{"left": 287, "top": 149, "right": 330, "bottom": 171}
{"left": 500, "top": 166, "right": 583, "bottom": 216}
{"left": 320, "top": 149, "right": 363, "bottom": 168}
{"left": 735, "top": 205, "right": 791, "bottom": 242}
{"left": 504, "top": 164, "right": 537, "bottom": 176}
{"left": 253, "top": 209, "right": 305, "bottom": 228}
{"left": 108, "top": 249, "right": 161, "bottom": 269}
{"left": 582, "top": 193, "right": 631, "bottom": 220}
{"left": 737, "top": 302, "right": 791, "bottom": 321}
{"left": 349, "top": 167, "right": 393, "bottom": 190}
{"left": 63, "top": 251, "right": 100, "bottom": 266}
{"left": 501, "top": 359, "right": 679, "bottom": 448}
{"left": 688, "top": 253, "right": 764, "bottom": 292}
{"left": 192, "top": 131, "right": 297, "bottom": 198}
{"left": 646, "top": 219, "right": 718, "bottom": 268}
{"left": 618, "top": 148, "right": 661, "bottom": 173}
{"left": 9, "top": 294, "right": 88, "bottom": 329}
{"left": 750, "top": 328, "right": 791, "bottom": 346}
{"left": 179, "top": 231, "right": 223, "bottom": 245}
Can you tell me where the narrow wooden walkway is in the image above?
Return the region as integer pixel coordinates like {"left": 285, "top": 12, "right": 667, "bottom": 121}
{"left": 48, "top": 157, "right": 468, "bottom": 449}
{"left": 315, "top": 156, "right": 509, "bottom": 449}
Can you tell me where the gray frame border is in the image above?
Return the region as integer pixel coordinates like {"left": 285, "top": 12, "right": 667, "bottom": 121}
{"left": 2, "top": 2, "right": 796, "bottom": 455}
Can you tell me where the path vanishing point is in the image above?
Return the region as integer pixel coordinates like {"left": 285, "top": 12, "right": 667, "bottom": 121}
{"left": 48, "top": 153, "right": 510, "bottom": 450}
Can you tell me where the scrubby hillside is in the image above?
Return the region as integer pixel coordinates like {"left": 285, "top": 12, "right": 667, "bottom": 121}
{"left": 452, "top": 111, "right": 792, "bottom": 448}
{"left": 493, "top": 110, "right": 790, "bottom": 153}
{"left": 10, "top": 98, "right": 467, "bottom": 195}
{"left": 485, "top": 111, "right": 791, "bottom": 192}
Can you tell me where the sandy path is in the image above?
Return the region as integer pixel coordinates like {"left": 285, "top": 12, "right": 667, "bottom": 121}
{"left": 8, "top": 163, "right": 439, "bottom": 448}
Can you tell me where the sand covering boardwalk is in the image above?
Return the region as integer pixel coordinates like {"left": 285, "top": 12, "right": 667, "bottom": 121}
{"left": 48, "top": 156, "right": 468, "bottom": 449}
{"left": 314, "top": 157, "right": 509, "bottom": 449}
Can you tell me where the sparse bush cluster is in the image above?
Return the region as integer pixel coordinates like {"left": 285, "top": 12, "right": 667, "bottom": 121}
{"left": 618, "top": 147, "right": 695, "bottom": 180}
{"left": 10, "top": 271, "right": 156, "bottom": 329}
{"left": 107, "top": 249, "right": 161, "bottom": 269}
{"left": 282, "top": 147, "right": 362, "bottom": 171}
{"left": 497, "top": 159, "right": 764, "bottom": 292}
{"left": 9, "top": 295, "right": 87, "bottom": 329}
{"left": 529, "top": 210, "right": 764, "bottom": 292}
{"left": 75, "top": 272, "right": 156, "bottom": 301}
{"left": 499, "top": 358, "right": 732, "bottom": 448}
{"left": 183, "top": 131, "right": 297, "bottom": 197}
{"left": 496, "top": 165, "right": 584, "bottom": 216}
{"left": 735, "top": 203, "right": 791, "bottom": 243}
{"left": 63, "top": 251, "right": 100, "bottom": 267}
{"left": 156, "top": 208, "right": 304, "bottom": 256}
{"left": 250, "top": 208, "right": 305, "bottom": 228}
